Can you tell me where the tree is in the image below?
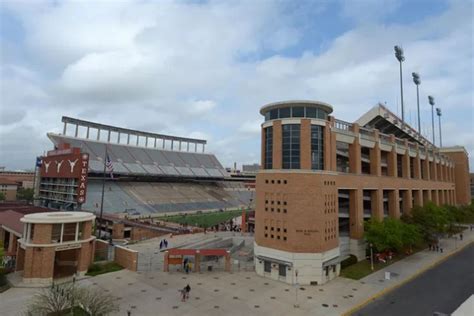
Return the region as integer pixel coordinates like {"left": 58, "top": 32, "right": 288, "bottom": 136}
{"left": 25, "top": 283, "right": 119, "bottom": 316}
{"left": 404, "top": 202, "right": 452, "bottom": 242}
{"left": 365, "top": 218, "right": 421, "bottom": 253}
{"left": 16, "top": 188, "right": 34, "bottom": 202}
{"left": 0, "top": 192, "right": 5, "bottom": 201}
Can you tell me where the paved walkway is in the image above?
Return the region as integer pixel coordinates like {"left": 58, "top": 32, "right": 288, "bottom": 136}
{"left": 1, "top": 228, "right": 472, "bottom": 316}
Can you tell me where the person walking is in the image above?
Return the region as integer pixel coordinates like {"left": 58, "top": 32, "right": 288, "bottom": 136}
{"left": 185, "top": 284, "right": 191, "bottom": 300}
{"left": 180, "top": 288, "right": 187, "bottom": 302}
{"left": 460, "top": 233, "right": 463, "bottom": 241}
{"left": 159, "top": 240, "right": 163, "bottom": 250}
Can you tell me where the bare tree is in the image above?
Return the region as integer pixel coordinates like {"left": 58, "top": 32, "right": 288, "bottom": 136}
{"left": 75, "top": 287, "right": 120, "bottom": 316}
{"left": 25, "top": 282, "right": 119, "bottom": 316}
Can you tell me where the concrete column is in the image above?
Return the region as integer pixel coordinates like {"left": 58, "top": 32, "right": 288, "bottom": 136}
{"left": 145, "top": 137, "right": 149, "bottom": 147}
{"left": 75, "top": 124, "right": 79, "bottom": 137}
{"left": 414, "top": 151, "right": 422, "bottom": 179}
{"left": 422, "top": 153, "right": 430, "bottom": 180}
{"left": 300, "top": 119, "right": 311, "bottom": 169}
{"left": 154, "top": 138, "right": 157, "bottom": 148}
{"left": 402, "top": 140, "right": 410, "bottom": 178}
{"left": 370, "top": 189, "right": 384, "bottom": 221}
{"left": 349, "top": 124, "right": 361, "bottom": 174}
{"left": 413, "top": 189, "right": 423, "bottom": 207}
{"left": 430, "top": 159, "right": 437, "bottom": 182}
{"left": 136, "top": 136, "right": 139, "bottom": 146}
{"left": 194, "top": 253, "right": 200, "bottom": 272}
{"left": 323, "top": 120, "right": 332, "bottom": 171}
{"left": 97, "top": 129, "right": 101, "bottom": 141}
{"left": 370, "top": 142, "right": 381, "bottom": 176}
{"left": 63, "top": 122, "right": 67, "bottom": 135}
{"left": 349, "top": 189, "right": 364, "bottom": 239}
{"left": 272, "top": 120, "right": 283, "bottom": 169}
{"left": 127, "top": 133, "right": 130, "bottom": 145}
{"left": 402, "top": 190, "right": 413, "bottom": 215}
{"left": 432, "top": 190, "right": 439, "bottom": 205}
{"left": 202, "top": 144, "right": 205, "bottom": 153}
{"left": 163, "top": 251, "right": 169, "bottom": 272}
{"left": 328, "top": 117, "right": 337, "bottom": 171}
{"left": 388, "top": 189, "right": 400, "bottom": 219}
{"left": 225, "top": 252, "right": 231, "bottom": 272}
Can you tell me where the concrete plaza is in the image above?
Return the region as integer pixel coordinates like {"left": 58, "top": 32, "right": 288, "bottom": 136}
{"left": 1, "top": 228, "right": 472, "bottom": 316}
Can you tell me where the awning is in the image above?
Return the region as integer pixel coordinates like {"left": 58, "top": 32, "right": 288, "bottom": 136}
{"left": 256, "top": 255, "right": 293, "bottom": 267}
{"left": 322, "top": 256, "right": 342, "bottom": 268}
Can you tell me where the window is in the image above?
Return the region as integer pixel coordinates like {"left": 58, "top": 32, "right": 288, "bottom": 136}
{"left": 270, "top": 109, "right": 279, "bottom": 120}
{"left": 264, "top": 127, "right": 273, "bottom": 169}
{"left": 29, "top": 224, "right": 35, "bottom": 242}
{"left": 279, "top": 264, "right": 286, "bottom": 277}
{"left": 279, "top": 107, "right": 291, "bottom": 118}
{"left": 52, "top": 224, "right": 62, "bottom": 243}
{"left": 264, "top": 261, "right": 271, "bottom": 273}
{"left": 282, "top": 124, "right": 300, "bottom": 169}
{"left": 311, "top": 125, "right": 324, "bottom": 170}
{"left": 292, "top": 107, "right": 304, "bottom": 117}
{"left": 283, "top": 236, "right": 287, "bottom": 241}
{"left": 306, "top": 107, "right": 317, "bottom": 118}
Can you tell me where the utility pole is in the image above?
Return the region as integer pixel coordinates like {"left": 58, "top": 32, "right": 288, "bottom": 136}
{"left": 412, "top": 72, "right": 421, "bottom": 133}
{"left": 436, "top": 108, "right": 442, "bottom": 147}
{"left": 428, "top": 96, "right": 436, "bottom": 145}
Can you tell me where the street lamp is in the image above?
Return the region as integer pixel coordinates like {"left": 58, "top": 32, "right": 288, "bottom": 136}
{"left": 436, "top": 107, "right": 442, "bottom": 147}
{"left": 428, "top": 96, "right": 435, "bottom": 145}
{"left": 412, "top": 72, "right": 421, "bottom": 133}
{"left": 394, "top": 45, "right": 405, "bottom": 122}
{"left": 370, "top": 243, "right": 374, "bottom": 271}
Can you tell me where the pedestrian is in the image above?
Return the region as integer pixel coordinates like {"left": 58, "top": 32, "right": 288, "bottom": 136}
{"left": 183, "top": 258, "right": 188, "bottom": 270}
{"left": 185, "top": 262, "right": 190, "bottom": 274}
{"left": 440, "top": 248, "right": 443, "bottom": 253}
{"left": 436, "top": 245, "right": 439, "bottom": 252}
{"left": 159, "top": 240, "right": 163, "bottom": 250}
{"left": 460, "top": 233, "right": 463, "bottom": 241}
{"left": 428, "top": 244, "right": 432, "bottom": 251}
{"left": 470, "top": 224, "right": 473, "bottom": 231}
{"left": 165, "top": 239, "right": 168, "bottom": 248}
{"left": 180, "top": 288, "right": 186, "bottom": 302}
{"left": 185, "top": 284, "right": 191, "bottom": 299}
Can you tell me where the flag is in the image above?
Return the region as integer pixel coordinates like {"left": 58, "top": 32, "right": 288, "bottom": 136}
{"left": 35, "top": 157, "right": 43, "bottom": 168}
{"left": 106, "top": 153, "right": 114, "bottom": 179}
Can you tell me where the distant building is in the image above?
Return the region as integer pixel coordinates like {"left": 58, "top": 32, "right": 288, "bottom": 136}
{"left": 242, "top": 163, "right": 260, "bottom": 174}
{"left": 0, "top": 179, "right": 19, "bottom": 201}
{"left": 470, "top": 173, "right": 474, "bottom": 200}
{"left": 0, "top": 170, "right": 34, "bottom": 189}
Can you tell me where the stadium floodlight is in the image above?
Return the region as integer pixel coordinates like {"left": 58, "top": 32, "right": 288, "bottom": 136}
{"left": 436, "top": 107, "right": 442, "bottom": 147}
{"left": 428, "top": 95, "right": 435, "bottom": 145}
{"left": 394, "top": 45, "right": 405, "bottom": 122}
{"left": 412, "top": 72, "right": 421, "bottom": 134}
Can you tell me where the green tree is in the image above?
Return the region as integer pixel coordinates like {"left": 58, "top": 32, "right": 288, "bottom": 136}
{"left": 405, "top": 202, "right": 452, "bottom": 242}
{"left": 16, "top": 188, "right": 34, "bottom": 202}
{"left": 365, "top": 218, "right": 421, "bottom": 253}
{"left": 0, "top": 192, "right": 5, "bottom": 201}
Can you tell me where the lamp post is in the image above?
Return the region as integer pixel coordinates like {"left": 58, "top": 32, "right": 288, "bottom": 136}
{"left": 370, "top": 243, "right": 374, "bottom": 271}
{"left": 394, "top": 45, "right": 405, "bottom": 122}
{"left": 428, "top": 96, "right": 435, "bottom": 144}
{"left": 412, "top": 72, "right": 421, "bottom": 133}
{"left": 436, "top": 107, "right": 442, "bottom": 147}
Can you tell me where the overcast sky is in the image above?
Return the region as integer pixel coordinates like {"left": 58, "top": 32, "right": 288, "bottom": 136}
{"left": 0, "top": 0, "right": 473, "bottom": 171}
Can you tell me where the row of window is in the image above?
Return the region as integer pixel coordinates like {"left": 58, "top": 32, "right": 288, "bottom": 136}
{"left": 263, "top": 261, "right": 287, "bottom": 277}
{"left": 263, "top": 233, "right": 287, "bottom": 241}
{"left": 265, "top": 200, "right": 288, "bottom": 205}
{"left": 264, "top": 226, "right": 287, "bottom": 233}
{"left": 265, "top": 207, "right": 288, "bottom": 213}
{"left": 264, "top": 106, "right": 329, "bottom": 121}
{"left": 263, "top": 124, "right": 325, "bottom": 171}
{"left": 265, "top": 179, "right": 288, "bottom": 184}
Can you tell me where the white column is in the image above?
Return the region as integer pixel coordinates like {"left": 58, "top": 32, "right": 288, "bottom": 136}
{"left": 75, "top": 222, "right": 79, "bottom": 241}
{"left": 154, "top": 138, "right": 157, "bottom": 148}
{"left": 60, "top": 223, "right": 64, "bottom": 243}
{"left": 75, "top": 124, "right": 79, "bottom": 137}
{"left": 162, "top": 139, "right": 165, "bottom": 149}
{"left": 107, "top": 130, "right": 111, "bottom": 142}
{"left": 187, "top": 142, "right": 190, "bottom": 152}
{"left": 202, "top": 144, "right": 205, "bottom": 153}
{"left": 127, "top": 133, "right": 130, "bottom": 145}
{"left": 136, "top": 135, "right": 139, "bottom": 146}
{"left": 63, "top": 122, "right": 67, "bottom": 135}
{"left": 118, "top": 132, "right": 121, "bottom": 143}
{"left": 86, "top": 127, "right": 90, "bottom": 139}
{"left": 97, "top": 129, "right": 101, "bottom": 140}
{"left": 171, "top": 140, "right": 174, "bottom": 150}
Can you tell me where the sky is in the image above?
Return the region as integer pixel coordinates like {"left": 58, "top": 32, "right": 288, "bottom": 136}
{"left": 0, "top": 0, "right": 473, "bottom": 171}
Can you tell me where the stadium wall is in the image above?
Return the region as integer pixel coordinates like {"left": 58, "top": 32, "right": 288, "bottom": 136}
{"left": 114, "top": 245, "right": 138, "bottom": 271}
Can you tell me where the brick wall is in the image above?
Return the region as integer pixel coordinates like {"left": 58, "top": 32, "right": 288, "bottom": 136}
{"left": 114, "top": 245, "right": 138, "bottom": 271}
{"left": 130, "top": 226, "right": 165, "bottom": 241}
{"left": 94, "top": 239, "right": 109, "bottom": 261}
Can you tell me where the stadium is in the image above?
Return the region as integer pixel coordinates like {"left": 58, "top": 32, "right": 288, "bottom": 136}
{"left": 37, "top": 117, "right": 255, "bottom": 218}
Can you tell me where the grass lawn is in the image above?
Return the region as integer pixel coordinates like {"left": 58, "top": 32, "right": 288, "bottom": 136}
{"left": 157, "top": 209, "right": 247, "bottom": 228}
{"left": 86, "top": 262, "right": 123, "bottom": 277}
{"left": 340, "top": 244, "right": 427, "bottom": 280}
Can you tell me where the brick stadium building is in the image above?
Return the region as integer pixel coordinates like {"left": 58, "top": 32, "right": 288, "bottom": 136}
{"left": 254, "top": 100, "right": 470, "bottom": 285}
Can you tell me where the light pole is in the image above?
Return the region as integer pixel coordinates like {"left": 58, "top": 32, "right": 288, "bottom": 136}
{"left": 436, "top": 107, "right": 442, "bottom": 147}
{"left": 428, "top": 96, "right": 435, "bottom": 144}
{"left": 394, "top": 45, "right": 405, "bottom": 122}
{"left": 412, "top": 72, "right": 421, "bottom": 133}
{"left": 370, "top": 243, "right": 374, "bottom": 271}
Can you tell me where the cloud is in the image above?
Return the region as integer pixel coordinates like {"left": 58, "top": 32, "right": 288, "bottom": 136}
{"left": 0, "top": 0, "right": 472, "bottom": 171}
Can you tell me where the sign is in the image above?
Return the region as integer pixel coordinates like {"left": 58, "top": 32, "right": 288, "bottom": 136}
{"left": 77, "top": 153, "right": 89, "bottom": 204}
{"left": 295, "top": 229, "right": 319, "bottom": 236}
{"left": 55, "top": 243, "right": 82, "bottom": 252}
{"left": 385, "top": 272, "right": 391, "bottom": 280}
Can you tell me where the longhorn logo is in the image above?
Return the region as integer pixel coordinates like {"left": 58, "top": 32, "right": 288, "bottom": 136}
{"left": 68, "top": 159, "right": 78, "bottom": 173}
{"left": 44, "top": 161, "right": 51, "bottom": 173}
{"left": 55, "top": 160, "right": 64, "bottom": 173}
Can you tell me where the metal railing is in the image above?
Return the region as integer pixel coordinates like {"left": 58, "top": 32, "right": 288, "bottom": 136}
{"left": 334, "top": 119, "right": 352, "bottom": 131}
